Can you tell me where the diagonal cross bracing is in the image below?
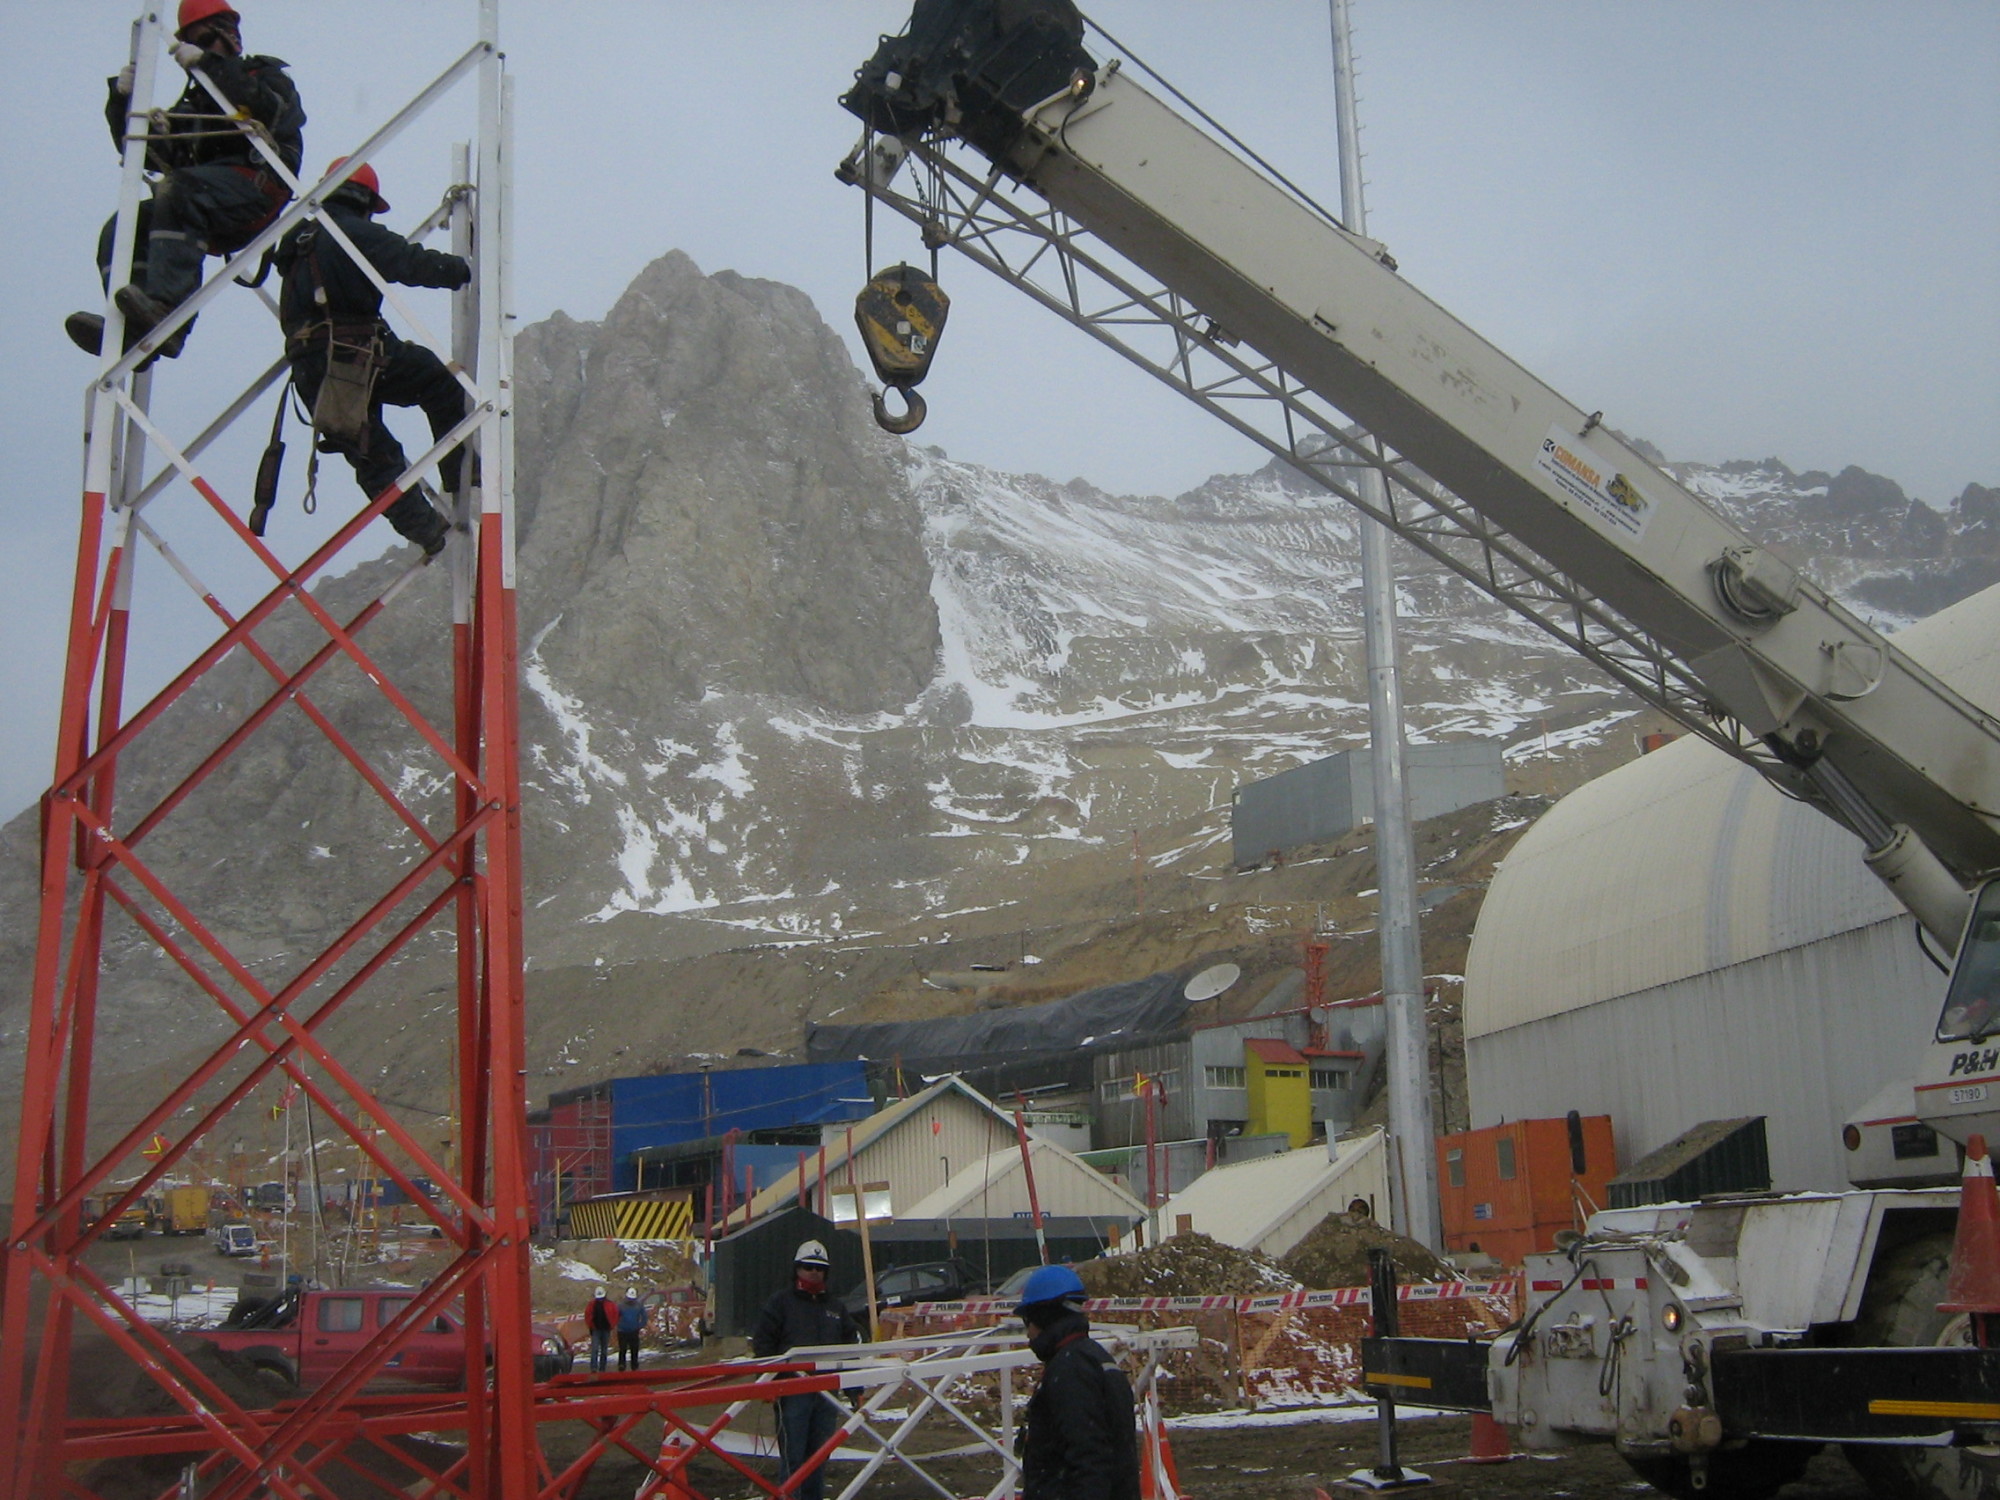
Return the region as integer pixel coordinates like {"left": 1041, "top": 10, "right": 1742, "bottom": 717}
{"left": 1, "top": 4, "right": 539, "bottom": 1496}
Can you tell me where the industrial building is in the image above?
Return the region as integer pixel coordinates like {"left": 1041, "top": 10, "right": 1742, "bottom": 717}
{"left": 727, "top": 1075, "right": 1147, "bottom": 1231}
{"left": 1090, "top": 1001, "right": 1381, "bottom": 1151}
{"left": 527, "top": 1061, "right": 875, "bottom": 1226}
{"left": 1231, "top": 739, "right": 1504, "bottom": 868}
{"left": 1463, "top": 587, "right": 2000, "bottom": 1192}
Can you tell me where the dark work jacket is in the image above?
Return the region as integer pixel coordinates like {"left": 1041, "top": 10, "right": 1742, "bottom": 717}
{"left": 1022, "top": 1313, "right": 1140, "bottom": 1500}
{"left": 751, "top": 1285, "right": 862, "bottom": 1358}
{"left": 274, "top": 193, "right": 471, "bottom": 338}
{"left": 106, "top": 52, "right": 305, "bottom": 174}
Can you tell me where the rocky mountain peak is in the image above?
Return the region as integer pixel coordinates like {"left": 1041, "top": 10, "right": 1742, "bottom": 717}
{"left": 0, "top": 250, "right": 1992, "bottom": 1162}
{"left": 515, "top": 250, "right": 939, "bottom": 718}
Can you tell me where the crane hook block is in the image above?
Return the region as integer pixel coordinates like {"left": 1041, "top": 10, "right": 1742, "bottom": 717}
{"left": 855, "top": 264, "right": 949, "bottom": 432}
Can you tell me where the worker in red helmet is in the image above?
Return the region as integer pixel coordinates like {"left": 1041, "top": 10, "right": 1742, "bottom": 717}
{"left": 271, "top": 159, "right": 472, "bottom": 558}
{"left": 67, "top": 1, "right": 306, "bottom": 360}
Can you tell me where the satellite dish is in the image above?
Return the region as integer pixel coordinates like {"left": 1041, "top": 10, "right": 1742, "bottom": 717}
{"left": 1184, "top": 963, "right": 1241, "bottom": 1003}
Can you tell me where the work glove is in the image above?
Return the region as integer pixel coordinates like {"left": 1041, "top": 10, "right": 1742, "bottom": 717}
{"left": 115, "top": 63, "right": 135, "bottom": 94}
{"left": 172, "top": 41, "right": 208, "bottom": 70}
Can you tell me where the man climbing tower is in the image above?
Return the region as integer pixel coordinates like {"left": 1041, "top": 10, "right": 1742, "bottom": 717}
{"left": 69, "top": 0, "right": 306, "bottom": 360}
{"left": 273, "top": 158, "right": 471, "bottom": 558}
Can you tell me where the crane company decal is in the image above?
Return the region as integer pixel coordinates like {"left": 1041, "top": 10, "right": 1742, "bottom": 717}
{"left": 1534, "top": 425, "right": 1653, "bottom": 541}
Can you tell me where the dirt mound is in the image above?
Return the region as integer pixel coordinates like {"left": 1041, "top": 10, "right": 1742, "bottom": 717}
{"left": 60, "top": 1331, "right": 283, "bottom": 1499}
{"left": 1279, "top": 1212, "right": 1455, "bottom": 1290}
{"left": 1075, "top": 1232, "right": 1297, "bottom": 1299}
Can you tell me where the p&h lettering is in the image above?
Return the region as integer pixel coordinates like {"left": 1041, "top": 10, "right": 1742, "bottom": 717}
{"left": 1948, "top": 1048, "right": 2000, "bottom": 1077}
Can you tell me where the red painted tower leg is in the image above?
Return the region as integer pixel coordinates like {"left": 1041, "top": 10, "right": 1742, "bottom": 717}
{"left": 3, "top": 9, "right": 531, "bottom": 1496}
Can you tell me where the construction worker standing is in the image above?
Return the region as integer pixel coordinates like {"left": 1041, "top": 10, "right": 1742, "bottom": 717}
{"left": 272, "top": 159, "right": 471, "bottom": 557}
{"left": 616, "top": 1287, "right": 649, "bottom": 1371}
{"left": 68, "top": 0, "right": 305, "bottom": 360}
{"left": 751, "top": 1240, "right": 862, "bottom": 1500}
{"left": 583, "top": 1285, "right": 617, "bottom": 1375}
{"left": 1014, "top": 1264, "right": 1139, "bottom": 1500}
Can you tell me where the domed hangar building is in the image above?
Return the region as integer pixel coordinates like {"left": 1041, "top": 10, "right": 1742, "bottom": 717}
{"left": 1463, "top": 585, "right": 2000, "bottom": 1193}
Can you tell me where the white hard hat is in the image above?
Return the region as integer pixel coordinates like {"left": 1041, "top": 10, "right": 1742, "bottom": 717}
{"left": 594, "top": 1285, "right": 607, "bottom": 1298}
{"left": 795, "top": 1239, "right": 830, "bottom": 1267}
{"left": 626, "top": 1287, "right": 640, "bottom": 1299}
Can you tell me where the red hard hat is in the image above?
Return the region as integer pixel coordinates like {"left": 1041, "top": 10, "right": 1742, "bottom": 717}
{"left": 176, "top": 0, "right": 240, "bottom": 34}
{"left": 326, "top": 157, "right": 390, "bottom": 215}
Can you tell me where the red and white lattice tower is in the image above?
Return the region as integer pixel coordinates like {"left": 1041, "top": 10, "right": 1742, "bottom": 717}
{"left": 0, "top": 4, "right": 541, "bottom": 1495}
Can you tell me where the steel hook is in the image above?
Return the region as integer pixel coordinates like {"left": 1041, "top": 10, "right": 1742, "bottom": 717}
{"left": 871, "top": 385, "right": 927, "bottom": 435}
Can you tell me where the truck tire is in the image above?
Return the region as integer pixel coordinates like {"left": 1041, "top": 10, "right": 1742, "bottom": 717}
{"left": 1622, "top": 1441, "right": 1815, "bottom": 1499}
{"left": 1842, "top": 1232, "right": 2000, "bottom": 1500}
{"left": 244, "top": 1352, "right": 298, "bottom": 1393}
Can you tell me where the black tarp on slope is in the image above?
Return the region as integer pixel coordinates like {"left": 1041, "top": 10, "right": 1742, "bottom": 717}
{"left": 804, "top": 969, "right": 1190, "bottom": 1072}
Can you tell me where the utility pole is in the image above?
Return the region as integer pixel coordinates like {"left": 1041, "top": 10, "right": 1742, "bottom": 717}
{"left": 1330, "top": 0, "right": 1441, "bottom": 1252}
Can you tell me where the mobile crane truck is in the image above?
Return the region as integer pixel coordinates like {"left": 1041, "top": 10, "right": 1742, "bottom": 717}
{"left": 835, "top": 4, "right": 2000, "bottom": 1496}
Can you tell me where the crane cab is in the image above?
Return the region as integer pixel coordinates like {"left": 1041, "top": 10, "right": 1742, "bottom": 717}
{"left": 1914, "top": 879, "right": 2000, "bottom": 1147}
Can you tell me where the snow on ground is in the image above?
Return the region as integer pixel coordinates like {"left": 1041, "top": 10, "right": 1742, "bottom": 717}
{"left": 1169, "top": 1402, "right": 1443, "bottom": 1430}
{"left": 110, "top": 1284, "right": 243, "bottom": 1326}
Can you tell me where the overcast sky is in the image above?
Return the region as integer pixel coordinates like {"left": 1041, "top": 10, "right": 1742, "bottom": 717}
{"left": 0, "top": 1, "right": 1995, "bottom": 822}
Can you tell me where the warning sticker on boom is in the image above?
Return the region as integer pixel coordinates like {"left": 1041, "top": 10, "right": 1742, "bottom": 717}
{"left": 1534, "top": 425, "right": 1652, "bottom": 542}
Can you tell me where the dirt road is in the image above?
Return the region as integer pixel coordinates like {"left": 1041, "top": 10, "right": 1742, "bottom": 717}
{"left": 1170, "top": 1414, "right": 1873, "bottom": 1498}
{"left": 549, "top": 1406, "right": 1880, "bottom": 1499}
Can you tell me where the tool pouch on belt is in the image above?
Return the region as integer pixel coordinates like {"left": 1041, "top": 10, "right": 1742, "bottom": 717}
{"left": 313, "top": 323, "right": 382, "bottom": 448}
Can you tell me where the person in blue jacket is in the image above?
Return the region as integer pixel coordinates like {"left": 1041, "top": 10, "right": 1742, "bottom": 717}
{"left": 616, "top": 1286, "right": 649, "bottom": 1372}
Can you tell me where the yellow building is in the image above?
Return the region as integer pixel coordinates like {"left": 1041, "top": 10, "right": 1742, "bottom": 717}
{"left": 1245, "top": 1039, "right": 1312, "bottom": 1148}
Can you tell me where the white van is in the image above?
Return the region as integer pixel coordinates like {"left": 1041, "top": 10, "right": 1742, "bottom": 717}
{"left": 212, "top": 1223, "right": 257, "bottom": 1258}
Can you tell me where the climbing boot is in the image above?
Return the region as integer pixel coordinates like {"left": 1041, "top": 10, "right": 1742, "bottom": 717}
{"left": 65, "top": 312, "right": 106, "bottom": 355}
{"left": 65, "top": 309, "right": 187, "bottom": 366}
{"left": 113, "top": 284, "right": 172, "bottom": 335}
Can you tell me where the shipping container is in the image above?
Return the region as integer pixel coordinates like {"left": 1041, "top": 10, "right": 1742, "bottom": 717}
{"left": 1435, "top": 1113, "right": 1616, "bottom": 1264}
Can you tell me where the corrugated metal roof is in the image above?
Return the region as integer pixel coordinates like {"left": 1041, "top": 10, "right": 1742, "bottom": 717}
{"left": 1466, "top": 584, "right": 2000, "bottom": 1040}
{"left": 899, "top": 1140, "right": 1144, "bottom": 1222}
{"left": 1159, "top": 1130, "right": 1385, "bottom": 1256}
{"left": 727, "top": 1076, "right": 1030, "bottom": 1228}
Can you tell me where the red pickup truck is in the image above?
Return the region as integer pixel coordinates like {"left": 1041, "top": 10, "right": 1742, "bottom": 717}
{"left": 190, "top": 1285, "right": 573, "bottom": 1391}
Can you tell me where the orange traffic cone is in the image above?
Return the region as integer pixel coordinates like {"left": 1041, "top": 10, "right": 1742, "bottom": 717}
{"left": 1139, "top": 1421, "right": 1186, "bottom": 1499}
{"left": 644, "top": 1427, "right": 699, "bottom": 1500}
{"left": 1942, "top": 1133, "right": 2000, "bottom": 1314}
{"left": 1466, "top": 1411, "right": 1513, "bottom": 1463}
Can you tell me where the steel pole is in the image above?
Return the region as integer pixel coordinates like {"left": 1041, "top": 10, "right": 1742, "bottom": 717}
{"left": 1330, "top": 0, "right": 1440, "bottom": 1251}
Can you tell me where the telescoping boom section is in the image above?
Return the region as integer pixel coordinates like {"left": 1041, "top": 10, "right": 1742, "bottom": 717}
{"left": 838, "top": 0, "right": 2000, "bottom": 942}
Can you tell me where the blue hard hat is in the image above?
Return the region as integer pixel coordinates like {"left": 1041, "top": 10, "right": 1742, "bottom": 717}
{"left": 1013, "top": 1263, "right": 1087, "bottom": 1315}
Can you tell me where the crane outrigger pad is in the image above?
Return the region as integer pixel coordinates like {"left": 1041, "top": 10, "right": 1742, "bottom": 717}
{"left": 1360, "top": 1337, "right": 1494, "bottom": 1413}
{"left": 1711, "top": 1344, "right": 2000, "bottom": 1442}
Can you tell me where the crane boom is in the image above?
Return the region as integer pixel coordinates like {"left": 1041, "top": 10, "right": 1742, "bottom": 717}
{"left": 839, "top": 2, "right": 2000, "bottom": 938}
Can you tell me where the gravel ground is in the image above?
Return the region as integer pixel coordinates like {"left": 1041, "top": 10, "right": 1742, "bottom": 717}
{"left": 545, "top": 1405, "right": 1884, "bottom": 1500}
